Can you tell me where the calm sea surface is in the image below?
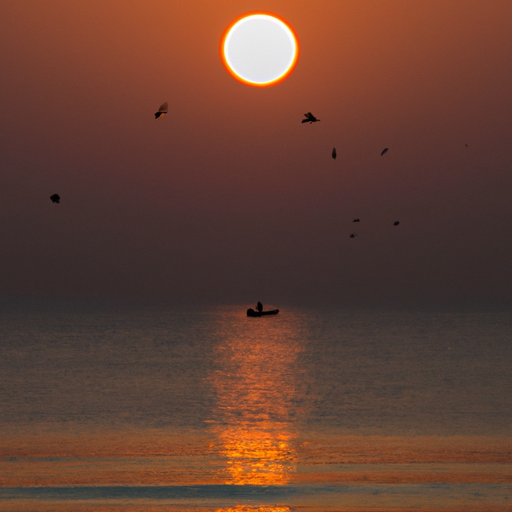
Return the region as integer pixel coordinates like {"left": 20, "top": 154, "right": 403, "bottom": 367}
{"left": 0, "top": 301, "right": 511, "bottom": 511}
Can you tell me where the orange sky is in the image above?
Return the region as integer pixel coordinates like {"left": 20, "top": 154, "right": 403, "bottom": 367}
{"left": 1, "top": 0, "right": 512, "bottom": 307}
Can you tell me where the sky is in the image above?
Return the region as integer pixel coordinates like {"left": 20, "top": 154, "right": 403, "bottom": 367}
{"left": 1, "top": 0, "right": 512, "bottom": 308}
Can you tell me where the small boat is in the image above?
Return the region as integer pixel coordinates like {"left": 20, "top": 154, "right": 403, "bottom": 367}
{"left": 247, "top": 308, "right": 279, "bottom": 317}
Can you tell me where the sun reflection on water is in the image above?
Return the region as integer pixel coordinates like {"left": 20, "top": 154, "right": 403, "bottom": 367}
{"left": 218, "top": 424, "right": 295, "bottom": 485}
{"left": 208, "top": 307, "right": 303, "bottom": 486}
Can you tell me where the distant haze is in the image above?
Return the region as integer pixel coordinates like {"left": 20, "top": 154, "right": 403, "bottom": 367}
{"left": 1, "top": 0, "right": 511, "bottom": 308}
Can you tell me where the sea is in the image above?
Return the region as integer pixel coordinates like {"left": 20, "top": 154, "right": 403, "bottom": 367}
{"left": 0, "top": 300, "right": 511, "bottom": 512}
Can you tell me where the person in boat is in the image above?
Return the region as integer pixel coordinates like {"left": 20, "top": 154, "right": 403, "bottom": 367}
{"left": 256, "top": 301, "right": 263, "bottom": 313}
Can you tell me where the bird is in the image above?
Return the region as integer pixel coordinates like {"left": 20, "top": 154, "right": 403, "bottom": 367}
{"left": 154, "top": 102, "right": 168, "bottom": 119}
{"left": 302, "top": 112, "right": 320, "bottom": 124}
{"left": 50, "top": 194, "right": 60, "bottom": 204}
{"left": 353, "top": 219, "right": 360, "bottom": 222}
{"left": 332, "top": 148, "right": 337, "bottom": 159}
{"left": 393, "top": 221, "right": 400, "bottom": 226}
{"left": 349, "top": 233, "right": 357, "bottom": 238}
{"left": 381, "top": 148, "right": 389, "bottom": 156}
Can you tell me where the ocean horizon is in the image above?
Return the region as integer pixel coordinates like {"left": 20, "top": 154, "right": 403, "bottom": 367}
{"left": 1, "top": 301, "right": 511, "bottom": 511}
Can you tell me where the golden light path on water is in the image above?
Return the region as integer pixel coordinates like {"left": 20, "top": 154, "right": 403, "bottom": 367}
{"left": 208, "top": 307, "right": 303, "bottom": 486}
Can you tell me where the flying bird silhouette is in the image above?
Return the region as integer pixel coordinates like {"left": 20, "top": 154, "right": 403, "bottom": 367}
{"left": 302, "top": 112, "right": 320, "bottom": 124}
{"left": 50, "top": 194, "right": 60, "bottom": 204}
{"left": 154, "top": 102, "right": 168, "bottom": 119}
{"left": 381, "top": 148, "right": 389, "bottom": 156}
{"left": 332, "top": 148, "right": 337, "bottom": 159}
{"left": 349, "top": 233, "right": 357, "bottom": 238}
{"left": 393, "top": 221, "right": 400, "bottom": 226}
{"left": 353, "top": 219, "right": 360, "bottom": 222}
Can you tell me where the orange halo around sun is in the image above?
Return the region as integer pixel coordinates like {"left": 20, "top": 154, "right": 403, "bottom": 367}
{"left": 220, "top": 11, "right": 300, "bottom": 88}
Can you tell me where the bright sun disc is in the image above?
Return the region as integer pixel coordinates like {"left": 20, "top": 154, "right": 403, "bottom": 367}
{"left": 220, "top": 12, "right": 299, "bottom": 87}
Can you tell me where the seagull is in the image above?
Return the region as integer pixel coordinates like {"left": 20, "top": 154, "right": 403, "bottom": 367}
{"left": 332, "top": 148, "right": 337, "bottom": 159}
{"left": 50, "top": 194, "right": 60, "bottom": 204}
{"left": 353, "top": 219, "right": 360, "bottom": 222}
{"left": 381, "top": 148, "right": 389, "bottom": 156}
{"left": 154, "top": 102, "right": 168, "bottom": 119}
{"left": 302, "top": 112, "right": 320, "bottom": 124}
{"left": 393, "top": 221, "right": 400, "bottom": 226}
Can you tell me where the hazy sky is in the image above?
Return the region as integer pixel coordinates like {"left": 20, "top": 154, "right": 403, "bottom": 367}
{"left": 1, "top": 0, "right": 511, "bottom": 307}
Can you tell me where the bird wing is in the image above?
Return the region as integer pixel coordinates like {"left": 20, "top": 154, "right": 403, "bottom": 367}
{"left": 159, "top": 102, "right": 168, "bottom": 112}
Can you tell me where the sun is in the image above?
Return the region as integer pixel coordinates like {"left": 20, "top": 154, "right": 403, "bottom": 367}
{"left": 220, "top": 12, "right": 299, "bottom": 87}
